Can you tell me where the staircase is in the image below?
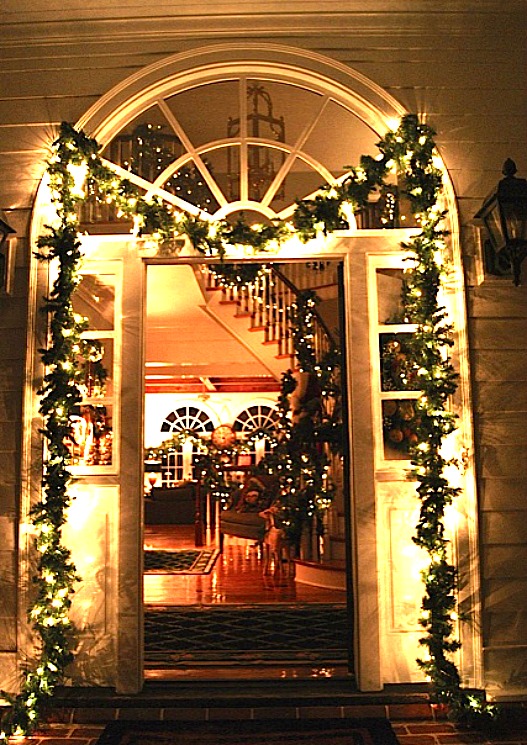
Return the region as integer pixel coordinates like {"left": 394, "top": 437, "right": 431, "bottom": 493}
{"left": 195, "top": 264, "right": 336, "bottom": 381}
{"left": 195, "top": 263, "right": 347, "bottom": 589}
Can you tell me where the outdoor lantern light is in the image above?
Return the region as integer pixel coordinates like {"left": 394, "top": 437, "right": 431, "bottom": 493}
{"left": 0, "top": 210, "right": 16, "bottom": 295}
{"left": 475, "top": 159, "right": 527, "bottom": 286}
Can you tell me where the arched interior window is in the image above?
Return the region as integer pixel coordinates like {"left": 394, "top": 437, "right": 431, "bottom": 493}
{"left": 160, "top": 405, "right": 215, "bottom": 434}
{"left": 233, "top": 403, "right": 279, "bottom": 433}
{"left": 158, "top": 405, "right": 214, "bottom": 483}
{"left": 233, "top": 403, "right": 280, "bottom": 465}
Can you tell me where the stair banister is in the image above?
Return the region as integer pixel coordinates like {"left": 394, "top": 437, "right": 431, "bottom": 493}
{"left": 201, "top": 263, "right": 337, "bottom": 373}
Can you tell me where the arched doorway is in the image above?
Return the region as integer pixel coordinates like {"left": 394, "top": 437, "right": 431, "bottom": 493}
{"left": 25, "top": 44, "right": 479, "bottom": 696}
{"left": 93, "top": 57, "right": 363, "bottom": 675}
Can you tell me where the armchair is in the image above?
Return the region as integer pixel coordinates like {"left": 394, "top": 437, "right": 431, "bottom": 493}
{"left": 218, "top": 474, "right": 278, "bottom": 551}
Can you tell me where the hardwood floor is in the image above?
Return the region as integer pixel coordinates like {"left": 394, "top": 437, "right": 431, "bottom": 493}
{"left": 143, "top": 525, "right": 351, "bottom": 681}
{"left": 144, "top": 525, "right": 347, "bottom": 605}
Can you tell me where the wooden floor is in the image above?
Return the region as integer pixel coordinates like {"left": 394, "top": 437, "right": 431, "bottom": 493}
{"left": 143, "top": 525, "right": 351, "bottom": 681}
{"left": 144, "top": 525, "right": 347, "bottom": 606}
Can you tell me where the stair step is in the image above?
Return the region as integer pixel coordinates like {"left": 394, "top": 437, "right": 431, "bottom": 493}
{"left": 295, "top": 559, "right": 347, "bottom": 591}
{"left": 51, "top": 681, "right": 437, "bottom": 718}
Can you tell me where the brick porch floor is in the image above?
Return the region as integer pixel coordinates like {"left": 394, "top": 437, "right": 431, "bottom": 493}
{"left": 5, "top": 699, "right": 527, "bottom": 745}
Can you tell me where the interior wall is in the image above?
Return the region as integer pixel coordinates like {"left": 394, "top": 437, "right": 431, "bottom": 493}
{"left": 144, "top": 392, "right": 279, "bottom": 447}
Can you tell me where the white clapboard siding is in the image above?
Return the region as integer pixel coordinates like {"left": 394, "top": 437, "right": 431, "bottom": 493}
{"left": 468, "top": 269, "right": 527, "bottom": 693}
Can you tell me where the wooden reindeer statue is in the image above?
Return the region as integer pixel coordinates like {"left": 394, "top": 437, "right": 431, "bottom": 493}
{"left": 259, "top": 502, "right": 295, "bottom": 578}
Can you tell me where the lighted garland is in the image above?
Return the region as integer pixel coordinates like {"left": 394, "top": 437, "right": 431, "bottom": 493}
{"left": 145, "top": 429, "right": 206, "bottom": 458}
{"left": 0, "top": 114, "right": 497, "bottom": 739}
{"left": 241, "top": 427, "right": 280, "bottom": 451}
{"left": 208, "top": 262, "right": 269, "bottom": 289}
{"left": 288, "top": 291, "right": 342, "bottom": 448}
{"left": 289, "top": 290, "right": 319, "bottom": 371}
{"left": 252, "top": 298, "right": 340, "bottom": 545}
{"left": 0, "top": 136, "right": 87, "bottom": 737}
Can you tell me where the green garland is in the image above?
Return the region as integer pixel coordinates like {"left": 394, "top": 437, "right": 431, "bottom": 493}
{"left": 254, "top": 371, "right": 337, "bottom": 545}
{"left": 208, "top": 262, "right": 269, "bottom": 289}
{"left": 0, "top": 114, "right": 496, "bottom": 739}
{"left": 0, "top": 131, "right": 87, "bottom": 737}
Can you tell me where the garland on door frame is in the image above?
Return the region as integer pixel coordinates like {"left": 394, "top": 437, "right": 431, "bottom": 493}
{"left": 0, "top": 114, "right": 497, "bottom": 740}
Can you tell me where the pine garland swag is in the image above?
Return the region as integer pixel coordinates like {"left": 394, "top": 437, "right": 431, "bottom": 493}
{"left": 0, "top": 114, "right": 498, "bottom": 739}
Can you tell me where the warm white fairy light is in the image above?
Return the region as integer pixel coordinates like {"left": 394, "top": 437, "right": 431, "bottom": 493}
{"left": 66, "top": 162, "right": 88, "bottom": 198}
{"left": 386, "top": 117, "right": 401, "bottom": 132}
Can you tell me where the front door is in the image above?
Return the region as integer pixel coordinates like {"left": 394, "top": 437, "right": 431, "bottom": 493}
{"left": 25, "top": 46, "right": 480, "bottom": 695}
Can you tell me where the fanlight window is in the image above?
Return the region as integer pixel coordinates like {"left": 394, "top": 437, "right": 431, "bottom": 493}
{"left": 233, "top": 403, "right": 280, "bottom": 466}
{"left": 88, "top": 76, "right": 379, "bottom": 225}
{"left": 160, "top": 405, "right": 215, "bottom": 434}
{"left": 159, "top": 405, "right": 214, "bottom": 483}
{"left": 233, "top": 404, "right": 279, "bottom": 434}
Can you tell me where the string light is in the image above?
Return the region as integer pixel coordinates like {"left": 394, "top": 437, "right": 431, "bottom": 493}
{"left": 1, "top": 114, "right": 497, "bottom": 739}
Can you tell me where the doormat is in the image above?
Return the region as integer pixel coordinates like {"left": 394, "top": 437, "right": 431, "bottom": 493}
{"left": 96, "top": 718, "right": 399, "bottom": 745}
{"left": 144, "top": 603, "right": 349, "bottom": 665}
{"left": 144, "top": 549, "right": 219, "bottom": 574}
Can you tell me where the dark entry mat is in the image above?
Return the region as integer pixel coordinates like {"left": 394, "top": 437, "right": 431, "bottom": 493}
{"left": 144, "top": 549, "right": 219, "bottom": 574}
{"left": 144, "top": 603, "right": 350, "bottom": 664}
{"left": 96, "top": 717, "right": 399, "bottom": 745}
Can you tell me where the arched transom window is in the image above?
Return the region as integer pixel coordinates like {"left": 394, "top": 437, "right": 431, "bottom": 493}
{"left": 95, "top": 75, "right": 379, "bottom": 224}
{"left": 233, "top": 403, "right": 279, "bottom": 434}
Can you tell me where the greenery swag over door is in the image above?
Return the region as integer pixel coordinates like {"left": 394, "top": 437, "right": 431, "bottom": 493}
{"left": 0, "top": 115, "right": 498, "bottom": 739}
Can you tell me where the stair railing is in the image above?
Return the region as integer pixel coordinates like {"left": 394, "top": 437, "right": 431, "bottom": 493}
{"left": 200, "top": 264, "right": 337, "bottom": 371}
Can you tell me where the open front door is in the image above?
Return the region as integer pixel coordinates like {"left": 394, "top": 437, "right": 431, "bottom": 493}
{"left": 40, "top": 228, "right": 477, "bottom": 695}
{"left": 58, "top": 236, "right": 146, "bottom": 693}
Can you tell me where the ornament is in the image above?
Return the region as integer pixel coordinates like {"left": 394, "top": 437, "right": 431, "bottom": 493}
{"left": 384, "top": 340, "right": 401, "bottom": 354}
{"left": 399, "top": 401, "right": 415, "bottom": 420}
{"left": 383, "top": 400, "right": 397, "bottom": 416}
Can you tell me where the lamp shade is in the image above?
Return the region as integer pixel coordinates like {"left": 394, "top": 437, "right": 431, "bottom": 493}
{"left": 144, "top": 459, "right": 162, "bottom": 473}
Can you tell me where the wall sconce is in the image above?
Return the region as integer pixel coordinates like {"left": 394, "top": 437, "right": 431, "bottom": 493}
{"left": 0, "top": 210, "right": 16, "bottom": 295}
{"left": 474, "top": 159, "right": 527, "bottom": 285}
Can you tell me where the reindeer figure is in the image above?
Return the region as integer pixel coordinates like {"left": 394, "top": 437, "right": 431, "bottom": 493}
{"left": 259, "top": 502, "right": 295, "bottom": 578}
